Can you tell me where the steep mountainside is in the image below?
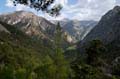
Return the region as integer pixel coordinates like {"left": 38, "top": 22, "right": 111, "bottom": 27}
{"left": 0, "top": 11, "right": 74, "bottom": 44}
{"left": 79, "top": 6, "right": 120, "bottom": 45}
{"left": 0, "top": 21, "right": 54, "bottom": 53}
{"left": 52, "top": 20, "right": 97, "bottom": 42}
{"left": 78, "top": 6, "right": 120, "bottom": 59}
{"left": 0, "top": 20, "right": 71, "bottom": 79}
{"left": 0, "top": 11, "right": 56, "bottom": 40}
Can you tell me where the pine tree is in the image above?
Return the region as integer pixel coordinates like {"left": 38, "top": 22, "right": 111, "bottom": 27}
{"left": 53, "top": 22, "right": 69, "bottom": 79}
{"left": 54, "top": 22, "right": 62, "bottom": 48}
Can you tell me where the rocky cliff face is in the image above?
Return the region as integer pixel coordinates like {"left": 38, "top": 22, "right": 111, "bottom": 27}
{"left": 0, "top": 11, "right": 74, "bottom": 44}
{"left": 78, "top": 6, "right": 120, "bottom": 52}
{"left": 0, "top": 11, "right": 56, "bottom": 39}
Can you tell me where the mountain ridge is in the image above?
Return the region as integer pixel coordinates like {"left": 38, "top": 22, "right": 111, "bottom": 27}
{"left": 52, "top": 20, "right": 98, "bottom": 42}
{"left": 0, "top": 11, "right": 56, "bottom": 40}
{"left": 77, "top": 6, "right": 120, "bottom": 54}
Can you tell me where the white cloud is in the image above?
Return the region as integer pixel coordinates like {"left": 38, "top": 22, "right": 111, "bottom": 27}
{"left": 53, "top": 0, "right": 120, "bottom": 21}
{"left": 15, "top": 4, "right": 28, "bottom": 11}
{"left": 6, "top": 0, "right": 28, "bottom": 11}
{"left": 6, "top": 0, "right": 14, "bottom": 7}
{"left": 5, "top": 0, "right": 120, "bottom": 20}
{"left": 57, "top": 0, "right": 117, "bottom": 21}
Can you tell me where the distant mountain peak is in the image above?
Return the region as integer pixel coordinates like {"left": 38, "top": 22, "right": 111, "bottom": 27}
{"left": 52, "top": 20, "right": 97, "bottom": 42}
{"left": 14, "top": 10, "right": 35, "bottom": 16}
{"left": 15, "top": 10, "right": 34, "bottom": 14}
{"left": 0, "top": 10, "right": 44, "bottom": 21}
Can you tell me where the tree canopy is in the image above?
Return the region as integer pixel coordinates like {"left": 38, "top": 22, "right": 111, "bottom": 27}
{"left": 13, "top": 0, "right": 62, "bottom": 16}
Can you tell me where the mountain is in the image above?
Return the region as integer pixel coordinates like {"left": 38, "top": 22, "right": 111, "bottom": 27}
{"left": 0, "top": 19, "right": 71, "bottom": 79}
{"left": 0, "top": 11, "right": 74, "bottom": 44}
{"left": 52, "top": 20, "right": 97, "bottom": 42}
{"left": 0, "top": 11, "right": 56, "bottom": 40}
{"left": 78, "top": 6, "right": 120, "bottom": 60}
{"left": 0, "top": 20, "right": 56, "bottom": 55}
{"left": 79, "top": 6, "right": 120, "bottom": 46}
{"left": 1, "top": 6, "right": 120, "bottom": 79}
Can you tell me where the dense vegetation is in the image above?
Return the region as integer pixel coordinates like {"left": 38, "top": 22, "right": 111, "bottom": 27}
{"left": 0, "top": 21, "right": 120, "bottom": 79}
{"left": 0, "top": 22, "right": 70, "bottom": 79}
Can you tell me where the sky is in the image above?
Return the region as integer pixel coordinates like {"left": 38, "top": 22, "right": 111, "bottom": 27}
{"left": 0, "top": 0, "right": 120, "bottom": 21}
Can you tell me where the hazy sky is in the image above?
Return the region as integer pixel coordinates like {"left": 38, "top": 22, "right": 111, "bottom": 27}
{"left": 0, "top": 0, "right": 120, "bottom": 21}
